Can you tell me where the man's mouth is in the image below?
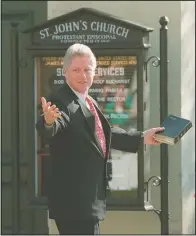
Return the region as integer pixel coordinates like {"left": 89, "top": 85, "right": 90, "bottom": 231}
{"left": 78, "top": 81, "right": 87, "bottom": 84}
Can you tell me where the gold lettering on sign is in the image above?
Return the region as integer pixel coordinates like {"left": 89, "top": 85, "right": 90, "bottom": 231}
{"left": 42, "top": 57, "right": 63, "bottom": 66}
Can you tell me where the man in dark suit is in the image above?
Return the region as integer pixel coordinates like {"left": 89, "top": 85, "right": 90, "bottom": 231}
{"left": 36, "top": 43, "right": 164, "bottom": 235}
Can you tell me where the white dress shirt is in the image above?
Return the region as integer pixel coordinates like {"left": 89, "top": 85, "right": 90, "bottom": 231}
{"left": 67, "top": 82, "right": 90, "bottom": 109}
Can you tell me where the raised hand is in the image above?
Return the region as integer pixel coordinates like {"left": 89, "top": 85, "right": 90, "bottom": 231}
{"left": 41, "top": 97, "right": 61, "bottom": 126}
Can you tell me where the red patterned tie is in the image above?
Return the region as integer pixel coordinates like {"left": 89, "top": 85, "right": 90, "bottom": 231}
{"left": 86, "top": 97, "right": 106, "bottom": 157}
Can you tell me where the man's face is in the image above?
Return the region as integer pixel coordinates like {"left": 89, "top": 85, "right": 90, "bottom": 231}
{"left": 65, "top": 56, "right": 95, "bottom": 94}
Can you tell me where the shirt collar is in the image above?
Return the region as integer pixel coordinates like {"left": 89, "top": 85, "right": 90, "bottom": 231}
{"left": 66, "top": 82, "right": 87, "bottom": 105}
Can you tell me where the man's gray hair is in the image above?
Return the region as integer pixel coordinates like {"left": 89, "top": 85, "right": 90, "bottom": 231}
{"left": 63, "top": 43, "right": 97, "bottom": 70}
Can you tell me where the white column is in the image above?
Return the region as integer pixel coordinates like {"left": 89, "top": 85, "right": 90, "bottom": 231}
{"left": 181, "top": 1, "right": 195, "bottom": 234}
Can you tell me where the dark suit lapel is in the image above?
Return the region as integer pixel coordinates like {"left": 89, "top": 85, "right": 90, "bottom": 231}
{"left": 93, "top": 102, "right": 112, "bottom": 158}
{"left": 76, "top": 98, "right": 105, "bottom": 157}
{"left": 58, "top": 83, "right": 110, "bottom": 158}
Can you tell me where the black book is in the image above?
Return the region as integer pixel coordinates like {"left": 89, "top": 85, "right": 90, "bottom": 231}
{"left": 154, "top": 114, "right": 192, "bottom": 145}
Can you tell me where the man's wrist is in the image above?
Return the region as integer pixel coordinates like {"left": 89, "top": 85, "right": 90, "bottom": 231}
{"left": 44, "top": 121, "right": 54, "bottom": 127}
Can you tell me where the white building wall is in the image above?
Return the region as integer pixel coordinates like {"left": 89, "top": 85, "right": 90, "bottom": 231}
{"left": 181, "top": 1, "right": 195, "bottom": 234}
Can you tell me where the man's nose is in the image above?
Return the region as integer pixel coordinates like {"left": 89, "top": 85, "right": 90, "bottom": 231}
{"left": 81, "top": 70, "right": 87, "bottom": 79}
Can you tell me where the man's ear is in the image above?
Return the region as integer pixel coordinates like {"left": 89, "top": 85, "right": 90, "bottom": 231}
{"left": 64, "top": 69, "right": 67, "bottom": 81}
{"left": 92, "top": 68, "right": 96, "bottom": 77}
{"left": 64, "top": 69, "right": 67, "bottom": 77}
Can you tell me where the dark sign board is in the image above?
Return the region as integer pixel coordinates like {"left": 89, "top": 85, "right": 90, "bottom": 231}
{"left": 27, "top": 8, "right": 154, "bottom": 207}
{"left": 37, "top": 20, "right": 137, "bottom": 47}
{"left": 35, "top": 55, "right": 138, "bottom": 205}
{"left": 24, "top": 8, "right": 153, "bottom": 49}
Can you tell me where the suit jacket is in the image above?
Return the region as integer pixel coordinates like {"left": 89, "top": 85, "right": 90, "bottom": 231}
{"left": 36, "top": 83, "right": 142, "bottom": 221}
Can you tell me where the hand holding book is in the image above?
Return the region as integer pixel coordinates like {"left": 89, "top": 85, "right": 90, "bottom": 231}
{"left": 144, "top": 127, "right": 165, "bottom": 145}
{"left": 153, "top": 115, "right": 192, "bottom": 145}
